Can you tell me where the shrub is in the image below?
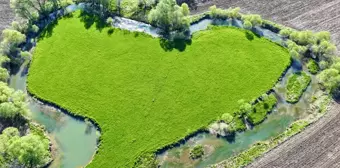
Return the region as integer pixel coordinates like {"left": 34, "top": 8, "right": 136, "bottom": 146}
{"left": 30, "top": 25, "right": 39, "bottom": 33}
{"left": 221, "top": 113, "right": 233, "bottom": 124}
{"left": 106, "top": 17, "right": 114, "bottom": 25}
{"left": 286, "top": 72, "right": 311, "bottom": 103}
{"left": 0, "top": 68, "right": 9, "bottom": 82}
{"left": 190, "top": 145, "right": 204, "bottom": 159}
{"left": 289, "top": 30, "right": 315, "bottom": 45}
{"left": 11, "top": 20, "right": 29, "bottom": 33}
{"left": 209, "top": 6, "right": 241, "bottom": 19}
{"left": 247, "top": 94, "right": 277, "bottom": 125}
{"left": 134, "top": 153, "right": 158, "bottom": 168}
{"left": 242, "top": 14, "right": 262, "bottom": 28}
{"left": 307, "top": 59, "right": 319, "bottom": 74}
{"left": 279, "top": 28, "right": 294, "bottom": 38}
{"left": 20, "top": 51, "right": 32, "bottom": 59}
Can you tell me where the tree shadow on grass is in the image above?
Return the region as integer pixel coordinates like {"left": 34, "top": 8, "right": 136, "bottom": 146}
{"left": 159, "top": 38, "right": 192, "bottom": 52}
{"left": 78, "top": 10, "right": 107, "bottom": 32}
{"left": 37, "top": 19, "right": 59, "bottom": 41}
{"left": 245, "top": 31, "right": 254, "bottom": 41}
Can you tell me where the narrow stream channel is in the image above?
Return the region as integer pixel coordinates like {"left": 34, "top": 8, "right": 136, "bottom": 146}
{"left": 7, "top": 4, "right": 317, "bottom": 167}
{"left": 9, "top": 61, "right": 99, "bottom": 168}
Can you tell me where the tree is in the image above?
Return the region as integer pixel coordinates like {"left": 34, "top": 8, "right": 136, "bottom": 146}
{"left": 0, "top": 68, "right": 9, "bottom": 82}
{"left": 0, "top": 102, "right": 19, "bottom": 118}
{"left": 106, "top": 17, "right": 114, "bottom": 25}
{"left": 148, "top": 0, "right": 190, "bottom": 32}
{"left": 289, "top": 30, "right": 315, "bottom": 45}
{"left": 279, "top": 28, "right": 293, "bottom": 38}
{"left": 315, "top": 31, "right": 330, "bottom": 43}
{"left": 0, "top": 82, "right": 14, "bottom": 103}
{"left": 317, "top": 68, "right": 340, "bottom": 90}
{"left": 209, "top": 6, "right": 241, "bottom": 19}
{"left": 236, "top": 99, "right": 252, "bottom": 116}
{"left": 0, "top": 29, "right": 26, "bottom": 54}
{"left": 8, "top": 134, "right": 50, "bottom": 168}
{"left": 242, "top": 14, "right": 262, "bottom": 28}
{"left": 11, "top": 20, "right": 29, "bottom": 34}
{"left": 10, "top": 0, "right": 39, "bottom": 21}
{"left": 243, "top": 20, "right": 252, "bottom": 29}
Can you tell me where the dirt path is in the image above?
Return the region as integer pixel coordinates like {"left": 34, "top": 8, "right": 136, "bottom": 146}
{"left": 193, "top": 0, "right": 340, "bottom": 167}
{"left": 0, "top": 0, "right": 13, "bottom": 33}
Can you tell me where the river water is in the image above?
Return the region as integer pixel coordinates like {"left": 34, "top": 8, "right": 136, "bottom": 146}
{"left": 9, "top": 4, "right": 314, "bottom": 168}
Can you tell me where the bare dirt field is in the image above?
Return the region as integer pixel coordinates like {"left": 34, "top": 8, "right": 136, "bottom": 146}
{"left": 0, "top": 0, "right": 13, "bottom": 32}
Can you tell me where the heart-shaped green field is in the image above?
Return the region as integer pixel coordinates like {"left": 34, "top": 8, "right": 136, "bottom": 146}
{"left": 27, "top": 12, "right": 290, "bottom": 167}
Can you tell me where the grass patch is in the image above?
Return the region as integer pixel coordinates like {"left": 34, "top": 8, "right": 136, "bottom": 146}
{"left": 247, "top": 94, "right": 277, "bottom": 125}
{"left": 190, "top": 145, "right": 204, "bottom": 159}
{"left": 27, "top": 12, "right": 290, "bottom": 167}
{"left": 286, "top": 72, "right": 311, "bottom": 103}
{"left": 307, "top": 59, "right": 319, "bottom": 74}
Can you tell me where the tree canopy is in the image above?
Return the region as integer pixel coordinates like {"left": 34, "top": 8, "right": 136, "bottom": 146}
{"left": 148, "top": 0, "right": 190, "bottom": 32}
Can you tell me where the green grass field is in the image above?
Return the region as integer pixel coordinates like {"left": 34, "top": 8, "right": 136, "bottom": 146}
{"left": 27, "top": 12, "right": 290, "bottom": 167}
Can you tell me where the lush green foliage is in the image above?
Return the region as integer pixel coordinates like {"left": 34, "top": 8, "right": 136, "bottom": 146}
{"left": 286, "top": 72, "right": 311, "bottom": 103}
{"left": 28, "top": 13, "right": 290, "bottom": 167}
{"left": 0, "top": 29, "right": 26, "bottom": 54}
{"left": 190, "top": 145, "right": 204, "bottom": 159}
{"left": 209, "top": 6, "right": 241, "bottom": 19}
{"left": 133, "top": 153, "right": 158, "bottom": 168}
{"left": 148, "top": 0, "right": 189, "bottom": 32}
{"left": 242, "top": 14, "right": 263, "bottom": 29}
{"left": 307, "top": 59, "right": 319, "bottom": 74}
{"left": 0, "top": 127, "right": 50, "bottom": 167}
{"left": 0, "top": 82, "right": 28, "bottom": 118}
{"left": 247, "top": 94, "right": 277, "bottom": 125}
{"left": 221, "top": 113, "right": 234, "bottom": 124}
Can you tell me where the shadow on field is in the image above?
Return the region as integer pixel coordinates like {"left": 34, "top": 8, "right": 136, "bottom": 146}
{"left": 245, "top": 31, "right": 254, "bottom": 41}
{"left": 78, "top": 10, "right": 107, "bottom": 32}
{"left": 159, "top": 39, "right": 192, "bottom": 52}
{"left": 38, "top": 19, "right": 59, "bottom": 41}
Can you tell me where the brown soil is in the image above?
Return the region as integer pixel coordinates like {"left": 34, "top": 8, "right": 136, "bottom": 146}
{"left": 0, "top": 0, "right": 14, "bottom": 33}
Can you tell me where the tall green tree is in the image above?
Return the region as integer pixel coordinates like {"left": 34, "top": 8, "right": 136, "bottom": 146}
{"left": 148, "top": 0, "right": 190, "bottom": 32}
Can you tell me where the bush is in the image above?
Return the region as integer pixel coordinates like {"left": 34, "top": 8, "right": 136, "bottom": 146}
{"left": 289, "top": 30, "right": 315, "bottom": 45}
{"left": 307, "top": 59, "right": 319, "bottom": 74}
{"left": 221, "top": 113, "right": 234, "bottom": 124}
{"left": 133, "top": 153, "right": 158, "bottom": 168}
{"left": 242, "top": 14, "right": 262, "bottom": 28}
{"left": 30, "top": 25, "right": 39, "bottom": 33}
{"left": 247, "top": 94, "right": 277, "bottom": 125}
{"left": 0, "top": 68, "right": 9, "bottom": 82}
{"left": 106, "top": 17, "right": 114, "bottom": 25}
{"left": 190, "top": 145, "right": 204, "bottom": 159}
{"left": 209, "top": 6, "right": 241, "bottom": 19}
{"left": 286, "top": 72, "right": 311, "bottom": 103}
{"left": 279, "top": 28, "right": 294, "bottom": 38}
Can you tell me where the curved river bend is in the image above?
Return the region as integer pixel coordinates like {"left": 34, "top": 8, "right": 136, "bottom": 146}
{"left": 9, "top": 4, "right": 310, "bottom": 167}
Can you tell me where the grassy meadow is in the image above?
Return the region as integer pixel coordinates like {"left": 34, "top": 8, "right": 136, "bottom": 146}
{"left": 27, "top": 12, "right": 290, "bottom": 167}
